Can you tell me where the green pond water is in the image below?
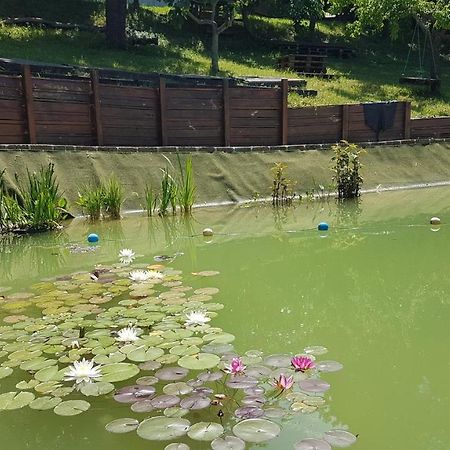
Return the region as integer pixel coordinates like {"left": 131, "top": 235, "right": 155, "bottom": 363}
{"left": 1, "top": 186, "right": 450, "bottom": 450}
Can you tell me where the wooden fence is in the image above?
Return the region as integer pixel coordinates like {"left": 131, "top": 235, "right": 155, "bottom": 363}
{"left": 0, "top": 67, "right": 448, "bottom": 147}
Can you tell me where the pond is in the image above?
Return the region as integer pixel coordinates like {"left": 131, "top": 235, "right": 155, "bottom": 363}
{"left": 1, "top": 186, "right": 450, "bottom": 450}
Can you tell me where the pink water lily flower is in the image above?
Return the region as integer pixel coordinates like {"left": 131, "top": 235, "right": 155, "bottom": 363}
{"left": 291, "top": 355, "right": 315, "bottom": 372}
{"left": 225, "top": 357, "right": 246, "bottom": 375}
{"left": 272, "top": 374, "right": 294, "bottom": 391}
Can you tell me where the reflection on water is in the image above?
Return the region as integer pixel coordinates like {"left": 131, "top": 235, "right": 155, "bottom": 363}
{"left": 1, "top": 186, "right": 450, "bottom": 450}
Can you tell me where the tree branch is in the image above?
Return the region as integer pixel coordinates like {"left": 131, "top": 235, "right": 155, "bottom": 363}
{"left": 187, "top": 11, "right": 212, "bottom": 26}
{"left": 217, "top": 19, "right": 233, "bottom": 34}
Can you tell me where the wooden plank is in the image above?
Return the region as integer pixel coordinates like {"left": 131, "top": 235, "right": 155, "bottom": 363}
{"left": 159, "top": 78, "right": 168, "bottom": 146}
{"left": 21, "top": 65, "right": 36, "bottom": 144}
{"left": 229, "top": 88, "right": 280, "bottom": 99}
{"left": 166, "top": 98, "right": 223, "bottom": 110}
{"left": 404, "top": 102, "right": 411, "bottom": 139}
{"left": 223, "top": 78, "right": 230, "bottom": 146}
{"left": 231, "top": 118, "right": 280, "bottom": 128}
{"left": 281, "top": 79, "right": 288, "bottom": 145}
{"left": 342, "top": 104, "right": 349, "bottom": 140}
{"left": 91, "top": 70, "right": 103, "bottom": 146}
{"left": 33, "top": 78, "right": 91, "bottom": 93}
{"left": 231, "top": 99, "right": 281, "bottom": 110}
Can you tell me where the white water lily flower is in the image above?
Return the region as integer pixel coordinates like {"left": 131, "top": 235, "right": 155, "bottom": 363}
{"left": 129, "top": 270, "right": 151, "bottom": 282}
{"left": 116, "top": 326, "right": 140, "bottom": 343}
{"left": 119, "top": 248, "right": 136, "bottom": 264}
{"left": 185, "top": 311, "right": 211, "bottom": 327}
{"left": 147, "top": 270, "right": 164, "bottom": 280}
{"left": 64, "top": 358, "right": 102, "bottom": 384}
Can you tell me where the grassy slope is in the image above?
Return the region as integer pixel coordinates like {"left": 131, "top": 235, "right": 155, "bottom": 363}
{"left": 0, "top": 5, "right": 448, "bottom": 117}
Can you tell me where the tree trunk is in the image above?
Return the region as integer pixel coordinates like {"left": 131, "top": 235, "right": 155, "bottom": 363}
{"left": 309, "top": 19, "right": 317, "bottom": 33}
{"left": 106, "top": 0, "right": 127, "bottom": 49}
{"left": 132, "top": 0, "right": 140, "bottom": 10}
{"left": 211, "top": 23, "right": 220, "bottom": 75}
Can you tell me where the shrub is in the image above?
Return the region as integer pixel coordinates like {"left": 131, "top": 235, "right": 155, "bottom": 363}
{"left": 331, "top": 141, "right": 363, "bottom": 199}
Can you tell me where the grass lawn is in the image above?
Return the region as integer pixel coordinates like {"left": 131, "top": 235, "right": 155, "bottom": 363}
{"left": 0, "top": 5, "right": 448, "bottom": 118}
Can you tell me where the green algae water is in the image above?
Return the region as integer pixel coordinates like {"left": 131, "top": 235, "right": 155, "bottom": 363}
{"left": 1, "top": 186, "right": 450, "bottom": 450}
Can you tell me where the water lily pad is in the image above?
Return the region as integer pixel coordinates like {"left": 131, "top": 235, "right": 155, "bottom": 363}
{"left": 232, "top": 418, "right": 280, "bottom": 443}
{"left": 295, "top": 439, "right": 332, "bottom": 450}
{"left": 201, "top": 343, "right": 234, "bottom": 355}
{"left": 164, "top": 406, "right": 189, "bottom": 418}
{"left": 165, "top": 444, "right": 189, "bottom": 450}
{"left": 187, "top": 422, "right": 224, "bottom": 441}
{"left": 163, "top": 382, "right": 194, "bottom": 396}
{"left": 34, "top": 365, "right": 61, "bottom": 382}
{"left": 0, "top": 366, "right": 13, "bottom": 379}
{"left": 151, "top": 394, "right": 180, "bottom": 409}
{"left": 264, "top": 354, "right": 292, "bottom": 368}
{"left": 114, "top": 385, "right": 156, "bottom": 403}
{"left": 131, "top": 400, "right": 155, "bottom": 413}
{"left": 0, "top": 391, "right": 35, "bottom": 410}
{"left": 105, "top": 418, "right": 139, "bottom": 434}
{"left": 316, "top": 361, "right": 344, "bottom": 373}
{"left": 178, "top": 353, "right": 220, "bottom": 370}
{"left": 203, "top": 333, "right": 235, "bottom": 345}
{"left": 291, "top": 402, "right": 317, "bottom": 414}
{"left": 323, "top": 430, "right": 357, "bottom": 447}
{"left": 80, "top": 381, "right": 115, "bottom": 397}
{"left": 93, "top": 352, "right": 126, "bottom": 365}
{"left": 242, "top": 396, "right": 266, "bottom": 406}
{"left": 16, "top": 379, "right": 40, "bottom": 390}
{"left": 101, "top": 363, "right": 140, "bottom": 382}
{"left": 29, "top": 396, "right": 62, "bottom": 410}
{"left": 304, "top": 346, "right": 328, "bottom": 356}
{"left": 196, "top": 271, "right": 220, "bottom": 277}
{"left": 136, "top": 376, "right": 159, "bottom": 386}
{"left": 194, "top": 288, "right": 219, "bottom": 296}
{"left": 226, "top": 376, "right": 258, "bottom": 390}
{"left": 127, "top": 346, "right": 164, "bottom": 362}
{"left": 211, "top": 436, "right": 246, "bottom": 450}
{"left": 54, "top": 399, "right": 90, "bottom": 416}
{"left": 235, "top": 406, "right": 265, "bottom": 419}
{"left": 179, "top": 395, "right": 211, "bottom": 410}
{"left": 139, "top": 360, "right": 162, "bottom": 371}
{"left": 156, "top": 367, "right": 189, "bottom": 381}
{"left": 198, "top": 371, "right": 223, "bottom": 382}
{"left": 299, "top": 379, "right": 330, "bottom": 393}
{"left": 137, "top": 416, "right": 191, "bottom": 441}
{"left": 263, "top": 407, "right": 286, "bottom": 419}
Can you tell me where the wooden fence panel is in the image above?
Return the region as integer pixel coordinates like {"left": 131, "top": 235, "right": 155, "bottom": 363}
{"left": 288, "top": 105, "right": 341, "bottom": 144}
{"left": 230, "top": 87, "right": 281, "bottom": 146}
{"left": 411, "top": 117, "right": 450, "bottom": 139}
{"left": 99, "top": 84, "right": 159, "bottom": 146}
{"left": 32, "top": 78, "right": 93, "bottom": 145}
{"left": 347, "top": 102, "right": 406, "bottom": 142}
{"left": 166, "top": 87, "right": 223, "bottom": 146}
{"left": 0, "top": 75, "right": 26, "bottom": 143}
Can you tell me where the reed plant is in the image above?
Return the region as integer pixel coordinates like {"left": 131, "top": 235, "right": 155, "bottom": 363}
{"left": 77, "top": 184, "right": 104, "bottom": 221}
{"left": 143, "top": 183, "right": 158, "bottom": 217}
{"left": 177, "top": 155, "right": 196, "bottom": 214}
{"left": 159, "top": 167, "right": 178, "bottom": 216}
{"left": 103, "top": 176, "right": 124, "bottom": 219}
{"left": 271, "top": 162, "right": 296, "bottom": 207}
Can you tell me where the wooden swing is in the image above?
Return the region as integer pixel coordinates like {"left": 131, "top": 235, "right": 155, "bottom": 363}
{"left": 399, "top": 20, "right": 440, "bottom": 93}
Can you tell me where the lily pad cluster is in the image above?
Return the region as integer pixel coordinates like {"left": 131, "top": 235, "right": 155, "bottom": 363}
{"left": 0, "top": 257, "right": 356, "bottom": 449}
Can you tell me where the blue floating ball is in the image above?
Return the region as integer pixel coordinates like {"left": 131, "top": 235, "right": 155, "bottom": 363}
{"left": 87, "top": 233, "right": 99, "bottom": 243}
{"left": 318, "top": 222, "right": 329, "bottom": 231}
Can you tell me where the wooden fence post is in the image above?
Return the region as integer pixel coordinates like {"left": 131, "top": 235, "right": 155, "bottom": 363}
{"left": 21, "top": 65, "right": 36, "bottom": 144}
{"left": 223, "top": 78, "right": 231, "bottom": 147}
{"left": 341, "top": 104, "right": 349, "bottom": 141}
{"left": 90, "top": 70, "right": 103, "bottom": 146}
{"left": 404, "top": 101, "right": 411, "bottom": 139}
{"left": 159, "top": 77, "right": 168, "bottom": 146}
{"left": 281, "top": 79, "right": 289, "bottom": 145}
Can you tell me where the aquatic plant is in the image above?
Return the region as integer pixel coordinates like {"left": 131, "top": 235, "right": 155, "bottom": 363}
{"left": 177, "top": 155, "right": 196, "bottom": 214}
{"left": 224, "top": 357, "right": 246, "bottom": 375}
{"left": 118, "top": 248, "right": 135, "bottom": 264}
{"left": 143, "top": 183, "right": 158, "bottom": 217}
{"left": 159, "top": 167, "right": 178, "bottom": 216}
{"left": 103, "top": 175, "right": 124, "bottom": 219}
{"left": 185, "top": 310, "right": 211, "bottom": 327}
{"left": 291, "top": 355, "right": 316, "bottom": 372}
{"left": 77, "top": 183, "right": 104, "bottom": 221}
{"left": 0, "top": 164, "right": 68, "bottom": 232}
{"left": 64, "top": 358, "right": 102, "bottom": 385}
{"left": 271, "top": 162, "right": 296, "bottom": 207}
{"left": 331, "top": 140, "right": 364, "bottom": 199}
{"left": 0, "top": 256, "right": 356, "bottom": 449}
{"left": 129, "top": 269, "right": 153, "bottom": 282}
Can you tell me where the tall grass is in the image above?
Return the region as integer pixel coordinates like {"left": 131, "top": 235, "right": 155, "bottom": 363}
{"left": 77, "top": 184, "right": 104, "bottom": 221}
{"left": 0, "top": 163, "right": 68, "bottom": 232}
{"left": 159, "top": 167, "right": 178, "bottom": 216}
{"left": 143, "top": 183, "right": 158, "bottom": 217}
{"left": 177, "top": 155, "right": 196, "bottom": 214}
{"left": 103, "top": 176, "right": 123, "bottom": 219}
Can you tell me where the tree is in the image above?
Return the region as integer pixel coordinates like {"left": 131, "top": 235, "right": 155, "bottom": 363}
{"left": 289, "top": 0, "right": 324, "bottom": 34}
{"left": 168, "top": 0, "right": 235, "bottom": 75}
{"left": 106, "top": 0, "right": 128, "bottom": 48}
